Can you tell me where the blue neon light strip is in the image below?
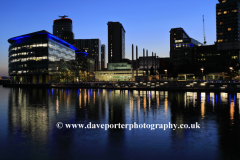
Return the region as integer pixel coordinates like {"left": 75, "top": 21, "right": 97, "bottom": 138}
{"left": 76, "top": 52, "right": 88, "bottom": 55}
{"left": 10, "top": 35, "right": 31, "bottom": 41}
{"left": 9, "top": 31, "right": 78, "bottom": 51}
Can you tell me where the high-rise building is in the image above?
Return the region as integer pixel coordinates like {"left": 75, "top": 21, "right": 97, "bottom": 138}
{"left": 216, "top": 0, "right": 240, "bottom": 64}
{"left": 107, "top": 22, "right": 125, "bottom": 63}
{"left": 101, "top": 45, "right": 105, "bottom": 69}
{"left": 53, "top": 15, "right": 74, "bottom": 45}
{"left": 216, "top": 0, "right": 240, "bottom": 43}
{"left": 74, "top": 39, "right": 101, "bottom": 71}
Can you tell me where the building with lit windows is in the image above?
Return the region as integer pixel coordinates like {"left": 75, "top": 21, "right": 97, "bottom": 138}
{"left": 101, "top": 44, "right": 105, "bottom": 69}
{"left": 74, "top": 39, "right": 101, "bottom": 71}
{"left": 107, "top": 22, "right": 125, "bottom": 63}
{"left": 53, "top": 15, "right": 74, "bottom": 45}
{"left": 95, "top": 62, "right": 144, "bottom": 81}
{"left": 8, "top": 30, "right": 78, "bottom": 83}
{"left": 216, "top": 0, "right": 240, "bottom": 64}
{"left": 170, "top": 28, "right": 203, "bottom": 69}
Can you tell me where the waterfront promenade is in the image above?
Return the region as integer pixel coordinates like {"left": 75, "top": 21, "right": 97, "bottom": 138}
{"left": 3, "top": 81, "right": 240, "bottom": 92}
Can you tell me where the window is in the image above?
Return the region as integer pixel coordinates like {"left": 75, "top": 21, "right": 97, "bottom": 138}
{"left": 222, "top": 0, "right": 226, "bottom": 3}
{"left": 224, "top": 11, "right": 227, "bottom": 14}
{"left": 218, "top": 12, "right": 222, "bottom": 15}
{"left": 228, "top": 28, "right": 231, "bottom": 31}
{"left": 220, "top": 22, "right": 223, "bottom": 25}
{"left": 232, "top": 9, "right": 237, "bottom": 12}
{"left": 218, "top": 39, "right": 223, "bottom": 42}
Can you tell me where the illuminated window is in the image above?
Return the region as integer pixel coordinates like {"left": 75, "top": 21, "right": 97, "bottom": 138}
{"left": 218, "top": 39, "right": 223, "bottom": 42}
{"left": 219, "top": 32, "right": 223, "bottom": 35}
{"left": 224, "top": 11, "right": 227, "bottom": 14}
{"left": 222, "top": 0, "right": 226, "bottom": 3}
{"left": 220, "top": 22, "right": 223, "bottom": 25}
{"left": 228, "top": 28, "right": 231, "bottom": 31}
{"left": 218, "top": 12, "right": 222, "bottom": 15}
{"left": 232, "top": 9, "right": 237, "bottom": 12}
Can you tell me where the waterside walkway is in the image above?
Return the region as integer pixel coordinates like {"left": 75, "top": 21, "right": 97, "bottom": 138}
{"left": 3, "top": 81, "right": 240, "bottom": 92}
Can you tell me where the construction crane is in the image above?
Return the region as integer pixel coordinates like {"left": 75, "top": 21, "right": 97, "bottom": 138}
{"left": 203, "top": 15, "right": 207, "bottom": 44}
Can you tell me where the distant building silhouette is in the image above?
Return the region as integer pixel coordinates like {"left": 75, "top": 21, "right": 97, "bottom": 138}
{"left": 53, "top": 16, "right": 74, "bottom": 45}
{"left": 107, "top": 22, "right": 125, "bottom": 63}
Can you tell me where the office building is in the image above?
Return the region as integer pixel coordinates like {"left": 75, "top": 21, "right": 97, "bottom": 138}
{"left": 170, "top": 28, "right": 203, "bottom": 69}
{"left": 101, "top": 44, "right": 105, "bottom": 69}
{"left": 74, "top": 39, "right": 101, "bottom": 71}
{"left": 53, "top": 15, "right": 74, "bottom": 45}
{"left": 107, "top": 22, "right": 125, "bottom": 63}
{"left": 8, "top": 30, "right": 78, "bottom": 83}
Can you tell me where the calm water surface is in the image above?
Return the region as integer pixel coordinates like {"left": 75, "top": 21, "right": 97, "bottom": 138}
{"left": 0, "top": 86, "right": 240, "bottom": 160}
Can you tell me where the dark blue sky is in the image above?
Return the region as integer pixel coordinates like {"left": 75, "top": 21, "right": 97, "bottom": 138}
{"left": 0, "top": 0, "right": 218, "bottom": 77}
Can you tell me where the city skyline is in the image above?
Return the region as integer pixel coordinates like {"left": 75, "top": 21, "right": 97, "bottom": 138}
{"left": 0, "top": 0, "right": 217, "bottom": 76}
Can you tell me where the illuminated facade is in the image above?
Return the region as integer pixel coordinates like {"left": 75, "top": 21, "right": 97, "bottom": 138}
{"left": 107, "top": 22, "right": 125, "bottom": 63}
{"left": 95, "top": 70, "right": 144, "bottom": 81}
{"left": 8, "top": 30, "right": 78, "bottom": 83}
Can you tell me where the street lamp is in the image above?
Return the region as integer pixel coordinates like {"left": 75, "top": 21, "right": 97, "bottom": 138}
{"left": 229, "top": 67, "right": 233, "bottom": 81}
{"left": 201, "top": 68, "right": 204, "bottom": 73}
{"left": 201, "top": 68, "right": 204, "bottom": 80}
{"left": 164, "top": 69, "right": 167, "bottom": 80}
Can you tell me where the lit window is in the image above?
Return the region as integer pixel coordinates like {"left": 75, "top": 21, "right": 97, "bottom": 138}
{"left": 218, "top": 12, "right": 221, "bottom": 15}
{"left": 224, "top": 11, "right": 227, "bottom": 14}
{"left": 228, "top": 28, "right": 231, "bottom": 31}
{"left": 220, "top": 22, "right": 223, "bottom": 25}
{"left": 218, "top": 39, "right": 223, "bottom": 42}
{"left": 232, "top": 9, "right": 237, "bottom": 12}
{"left": 219, "top": 32, "right": 223, "bottom": 35}
{"left": 222, "top": 0, "right": 226, "bottom": 3}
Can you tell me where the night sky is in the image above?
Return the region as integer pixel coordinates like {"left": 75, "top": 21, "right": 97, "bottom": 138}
{"left": 0, "top": 0, "right": 218, "bottom": 77}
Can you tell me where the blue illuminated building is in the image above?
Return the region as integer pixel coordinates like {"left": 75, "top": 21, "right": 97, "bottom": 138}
{"left": 8, "top": 30, "right": 79, "bottom": 83}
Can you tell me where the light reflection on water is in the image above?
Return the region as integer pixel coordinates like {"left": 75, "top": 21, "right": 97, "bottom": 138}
{"left": 0, "top": 86, "right": 240, "bottom": 159}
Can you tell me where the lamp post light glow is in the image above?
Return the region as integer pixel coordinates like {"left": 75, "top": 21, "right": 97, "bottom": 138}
{"left": 164, "top": 69, "right": 167, "bottom": 80}
{"left": 229, "top": 67, "right": 233, "bottom": 81}
{"left": 201, "top": 68, "right": 204, "bottom": 80}
{"left": 201, "top": 68, "right": 204, "bottom": 73}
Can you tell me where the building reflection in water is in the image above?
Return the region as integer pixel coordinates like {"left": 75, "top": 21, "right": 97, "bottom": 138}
{"left": 6, "top": 88, "right": 240, "bottom": 159}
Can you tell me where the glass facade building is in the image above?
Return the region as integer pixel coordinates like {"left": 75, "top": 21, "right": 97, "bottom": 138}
{"left": 8, "top": 30, "right": 78, "bottom": 83}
